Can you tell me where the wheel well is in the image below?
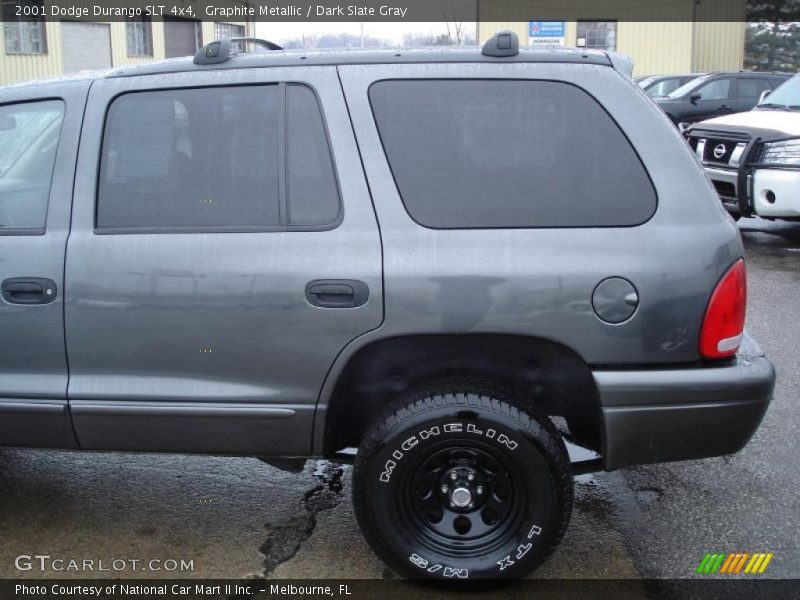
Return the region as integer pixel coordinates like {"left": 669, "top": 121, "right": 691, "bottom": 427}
{"left": 323, "top": 334, "right": 603, "bottom": 455}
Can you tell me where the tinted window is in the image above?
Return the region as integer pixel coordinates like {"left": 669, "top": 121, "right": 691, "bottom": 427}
{"left": 646, "top": 77, "right": 684, "bottom": 97}
{"left": 696, "top": 78, "right": 731, "bottom": 101}
{"left": 370, "top": 80, "right": 656, "bottom": 229}
{"left": 99, "top": 85, "right": 280, "bottom": 230}
{"left": 737, "top": 78, "right": 771, "bottom": 99}
{"left": 287, "top": 84, "right": 340, "bottom": 227}
{"left": 668, "top": 76, "right": 709, "bottom": 99}
{"left": 0, "top": 100, "right": 64, "bottom": 230}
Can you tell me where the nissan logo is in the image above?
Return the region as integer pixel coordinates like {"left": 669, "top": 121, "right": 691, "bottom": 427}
{"left": 713, "top": 143, "right": 727, "bottom": 159}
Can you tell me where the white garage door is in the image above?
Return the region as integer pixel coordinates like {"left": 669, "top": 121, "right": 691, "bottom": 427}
{"left": 61, "top": 22, "right": 112, "bottom": 74}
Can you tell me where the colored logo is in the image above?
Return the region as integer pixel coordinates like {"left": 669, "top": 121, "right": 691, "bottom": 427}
{"left": 528, "top": 21, "right": 566, "bottom": 38}
{"left": 697, "top": 552, "right": 773, "bottom": 575}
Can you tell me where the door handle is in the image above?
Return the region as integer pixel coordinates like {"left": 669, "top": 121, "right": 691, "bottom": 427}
{"left": 305, "top": 279, "right": 369, "bottom": 308}
{"left": 1, "top": 277, "right": 57, "bottom": 305}
{"left": 719, "top": 105, "right": 731, "bottom": 111}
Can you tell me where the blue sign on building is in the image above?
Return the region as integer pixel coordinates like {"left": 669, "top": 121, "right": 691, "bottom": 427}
{"left": 528, "top": 21, "right": 566, "bottom": 38}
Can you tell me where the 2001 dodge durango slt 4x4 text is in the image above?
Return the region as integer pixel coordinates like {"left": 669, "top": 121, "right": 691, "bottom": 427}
{"left": 0, "top": 32, "right": 776, "bottom": 580}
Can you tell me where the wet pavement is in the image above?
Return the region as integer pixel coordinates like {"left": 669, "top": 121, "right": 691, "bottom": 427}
{"left": 604, "top": 218, "right": 800, "bottom": 579}
{"left": 0, "top": 218, "right": 798, "bottom": 583}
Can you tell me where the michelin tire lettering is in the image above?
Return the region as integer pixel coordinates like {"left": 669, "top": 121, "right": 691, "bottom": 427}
{"left": 379, "top": 422, "right": 519, "bottom": 483}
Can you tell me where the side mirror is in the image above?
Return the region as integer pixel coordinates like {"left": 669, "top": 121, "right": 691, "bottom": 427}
{"left": 689, "top": 92, "right": 702, "bottom": 104}
{"left": 0, "top": 116, "right": 15, "bottom": 132}
{"left": 758, "top": 89, "right": 771, "bottom": 104}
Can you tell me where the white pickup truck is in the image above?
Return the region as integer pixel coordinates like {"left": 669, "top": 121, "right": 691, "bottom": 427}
{"left": 686, "top": 73, "right": 800, "bottom": 221}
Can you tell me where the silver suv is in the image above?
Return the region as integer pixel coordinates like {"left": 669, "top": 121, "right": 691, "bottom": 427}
{"left": 0, "top": 32, "right": 775, "bottom": 580}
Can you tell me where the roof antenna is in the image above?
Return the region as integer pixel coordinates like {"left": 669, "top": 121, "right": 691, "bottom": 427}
{"left": 482, "top": 30, "right": 519, "bottom": 58}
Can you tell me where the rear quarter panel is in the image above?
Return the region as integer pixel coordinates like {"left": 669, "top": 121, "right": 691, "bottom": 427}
{"left": 335, "top": 61, "right": 741, "bottom": 367}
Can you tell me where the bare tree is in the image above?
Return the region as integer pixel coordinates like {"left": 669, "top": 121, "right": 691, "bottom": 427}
{"left": 279, "top": 32, "right": 391, "bottom": 50}
{"left": 444, "top": 13, "right": 465, "bottom": 46}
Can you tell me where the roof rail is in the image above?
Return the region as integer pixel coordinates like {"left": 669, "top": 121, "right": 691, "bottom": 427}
{"left": 194, "top": 37, "right": 283, "bottom": 65}
{"left": 482, "top": 30, "right": 519, "bottom": 57}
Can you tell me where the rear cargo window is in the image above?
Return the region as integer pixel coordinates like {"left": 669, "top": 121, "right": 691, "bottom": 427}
{"left": 97, "top": 84, "right": 340, "bottom": 232}
{"left": 369, "top": 79, "right": 656, "bottom": 229}
{"left": 0, "top": 99, "right": 64, "bottom": 232}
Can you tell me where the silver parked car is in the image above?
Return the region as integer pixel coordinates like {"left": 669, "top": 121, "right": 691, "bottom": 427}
{"left": 636, "top": 72, "right": 703, "bottom": 97}
{"left": 0, "top": 31, "right": 775, "bottom": 580}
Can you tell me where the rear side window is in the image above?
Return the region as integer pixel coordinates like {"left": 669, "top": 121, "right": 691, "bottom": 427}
{"left": 0, "top": 100, "right": 64, "bottom": 231}
{"left": 97, "top": 84, "right": 339, "bottom": 232}
{"left": 369, "top": 80, "right": 656, "bottom": 229}
{"left": 287, "top": 84, "right": 340, "bottom": 227}
{"left": 737, "top": 78, "right": 771, "bottom": 99}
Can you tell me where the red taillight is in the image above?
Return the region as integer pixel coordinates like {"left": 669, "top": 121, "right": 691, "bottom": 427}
{"left": 699, "top": 259, "right": 747, "bottom": 359}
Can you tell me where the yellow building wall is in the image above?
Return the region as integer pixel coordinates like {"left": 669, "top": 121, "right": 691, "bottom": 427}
{"left": 692, "top": 0, "right": 745, "bottom": 71}
{"left": 1, "top": 10, "right": 251, "bottom": 85}
{"left": 0, "top": 21, "right": 63, "bottom": 85}
{"left": 693, "top": 22, "right": 745, "bottom": 72}
{"left": 615, "top": 22, "right": 693, "bottom": 75}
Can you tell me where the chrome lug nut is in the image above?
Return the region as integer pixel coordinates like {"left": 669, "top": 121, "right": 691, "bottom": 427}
{"left": 450, "top": 472, "right": 457, "bottom": 481}
{"left": 467, "top": 473, "right": 475, "bottom": 481}
{"left": 476, "top": 486, "right": 483, "bottom": 495}
{"left": 440, "top": 484, "right": 449, "bottom": 494}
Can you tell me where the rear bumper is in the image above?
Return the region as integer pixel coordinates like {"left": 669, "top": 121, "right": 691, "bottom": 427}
{"left": 593, "top": 332, "right": 775, "bottom": 470}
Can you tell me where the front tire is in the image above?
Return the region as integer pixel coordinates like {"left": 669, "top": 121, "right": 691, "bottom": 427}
{"left": 352, "top": 383, "right": 573, "bottom": 580}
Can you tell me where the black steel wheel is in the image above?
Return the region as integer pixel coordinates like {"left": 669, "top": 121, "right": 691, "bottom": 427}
{"left": 353, "top": 382, "right": 573, "bottom": 580}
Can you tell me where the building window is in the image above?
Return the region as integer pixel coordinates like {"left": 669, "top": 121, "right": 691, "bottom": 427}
{"left": 126, "top": 17, "right": 153, "bottom": 57}
{"left": 3, "top": 0, "right": 47, "bottom": 55}
{"left": 214, "top": 23, "right": 245, "bottom": 51}
{"left": 576, "top": 21, "right": 617, "bottom": 51}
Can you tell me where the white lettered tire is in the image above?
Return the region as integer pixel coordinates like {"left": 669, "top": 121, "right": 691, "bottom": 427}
{"left": 352, "top": 382, "right": 573, "bottom": 580}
